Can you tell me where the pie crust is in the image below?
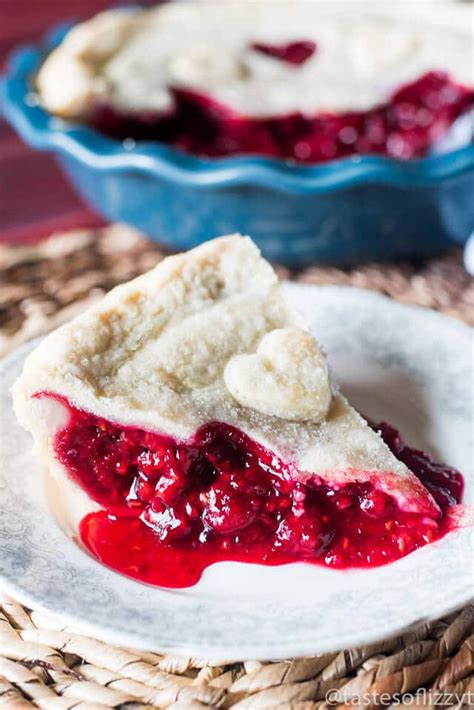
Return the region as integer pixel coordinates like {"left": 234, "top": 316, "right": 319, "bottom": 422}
{"left": 37, "top": 1, "right": 472, "bottom": 121}
{"left": 13, "top": 235, "right": 436, "bottom": 515}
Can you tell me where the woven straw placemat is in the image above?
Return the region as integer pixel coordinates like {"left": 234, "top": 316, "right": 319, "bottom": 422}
{"left": 0, "top": 225, "right": 473, "bottom": 709}
{"left": 1, "top": 224, "right": 473, "bottom": 357}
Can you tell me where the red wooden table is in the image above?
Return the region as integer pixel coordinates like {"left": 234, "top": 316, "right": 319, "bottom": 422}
{"left": 0, "top": 0, "right": 155, "bottom": 243}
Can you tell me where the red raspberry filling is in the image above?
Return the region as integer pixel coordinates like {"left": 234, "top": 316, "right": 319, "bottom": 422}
{"left": 46, "top": 395, "right": 463, "bottom": 588}
{"left": 251, "top": 40, "right": 317, "bottom": 65}
{"left": 91, "top": 71, "right": 473, "bottom": 163}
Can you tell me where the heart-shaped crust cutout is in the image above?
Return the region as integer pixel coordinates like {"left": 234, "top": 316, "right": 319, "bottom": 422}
{"left": 224, "top": 327, "right": 332, "bottom": 422}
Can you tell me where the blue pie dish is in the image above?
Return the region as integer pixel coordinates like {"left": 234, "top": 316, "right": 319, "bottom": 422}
{"left": 2, "top": 26, "right": 474, "bottom": 267}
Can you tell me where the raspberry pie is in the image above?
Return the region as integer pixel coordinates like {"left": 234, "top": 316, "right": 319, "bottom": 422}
{"left": 13, "top": 236, "right": 463, "bottom": 587}
{"left": 37, "top": 1, "right": 473, "bottom": 162}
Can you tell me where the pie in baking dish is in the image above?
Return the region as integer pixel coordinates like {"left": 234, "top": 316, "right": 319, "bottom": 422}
{"left": 36, "top": 1, "right": 474, "bottom": 162}
{"left": 13, "top": 236, "right": 463, "bottom": 587}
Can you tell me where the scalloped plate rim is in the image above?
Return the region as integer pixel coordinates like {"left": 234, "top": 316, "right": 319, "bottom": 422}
{"left": 0, "top": 285, "right": 472, "bottom": 660}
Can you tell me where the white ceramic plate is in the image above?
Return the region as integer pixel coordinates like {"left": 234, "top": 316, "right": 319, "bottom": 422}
{"left": 0, "top": 285, "right": 472, "bottom": 660}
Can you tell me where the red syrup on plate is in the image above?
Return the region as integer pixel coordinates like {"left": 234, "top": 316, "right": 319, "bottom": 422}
{"left": 44, "top": 395, "right": 464, "bottom": 588}
{"left": 91, "top": 71, "right": 474, "bottom": 163}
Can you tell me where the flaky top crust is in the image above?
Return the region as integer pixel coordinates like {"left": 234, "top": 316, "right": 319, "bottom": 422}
{"left": 13, "top": 235, "right": 436, "bottom": 513}
{"left": 36, "top": 1, "right": 472, "bottom": 121}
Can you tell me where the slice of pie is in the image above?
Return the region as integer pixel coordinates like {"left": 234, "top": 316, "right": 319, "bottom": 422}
{"left": 13, "top": 235, "right": 451, "bottom": 587}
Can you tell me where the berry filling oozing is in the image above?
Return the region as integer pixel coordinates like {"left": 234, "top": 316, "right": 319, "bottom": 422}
{"left": 46, "top": 396, "right": 464, "bottom": 588}
{"left": 91, "top": 71, "right": 474, "bottom": 162}
{"left": 251, "top": 40, "right": 317, "bottom": 65}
